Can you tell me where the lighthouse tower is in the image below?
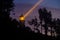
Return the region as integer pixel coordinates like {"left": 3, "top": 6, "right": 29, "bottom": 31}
{"left": 19, "top": 15, "right": 25, "bottom": 28}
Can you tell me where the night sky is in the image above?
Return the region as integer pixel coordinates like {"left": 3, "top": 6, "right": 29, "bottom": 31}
{"left": 10, "top": 0, "right": 60, "bottom": 21}
{"left": 14, "top": 0, "right": 60, "bottom": 9}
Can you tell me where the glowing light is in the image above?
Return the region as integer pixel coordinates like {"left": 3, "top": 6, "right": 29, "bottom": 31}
{"left": 19, "top": 16, "right": 25, "bottom": 21}
{"left": 24, "top": 0, "right": 44, "bottom": 18}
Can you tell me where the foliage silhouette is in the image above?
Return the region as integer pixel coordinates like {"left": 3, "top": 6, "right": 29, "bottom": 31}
{"left": 38, "top": 8, "right": 52, "bottom": 36}
{"left": 28, "top": 8, "right": 60, "bottom": 39}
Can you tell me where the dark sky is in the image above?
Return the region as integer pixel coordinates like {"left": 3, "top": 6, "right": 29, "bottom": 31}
{"left": 11, "top": 0, "right": 60, "bottom": 20}
{"left": 10, "top": 0, "right": 60, "bottom": 20}
{"left": 14, "top": 0, "right": 60, "bottom": 9}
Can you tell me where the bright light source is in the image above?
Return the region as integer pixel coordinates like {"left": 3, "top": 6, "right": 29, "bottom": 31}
{"left": 19, "top": 16, "right": 25, "bottom": 21}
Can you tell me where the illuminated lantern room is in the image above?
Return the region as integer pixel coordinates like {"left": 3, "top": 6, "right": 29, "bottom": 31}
{"left": 19, "top": 15, "right": 25, "bottom": 22}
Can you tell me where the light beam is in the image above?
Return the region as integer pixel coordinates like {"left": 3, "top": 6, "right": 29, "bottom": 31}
{"left": 24, "top": 0, "right": 44, "bottom": 18}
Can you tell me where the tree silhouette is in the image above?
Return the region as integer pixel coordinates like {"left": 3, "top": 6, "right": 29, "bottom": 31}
{"left": 38, "top": 8, "right": 47, "bottom": 36}
{"left": 55, "top": 18, "right": 60, "bottom": 38}
{"left": 38, "top": 8, "right": 60, "bottom": 38}
{"left": 0, "top": 0, "right": 13, "bottom": 31}
{"left": 27, "top": 8, "right": 59, "bottom": 40}
{"left": 28, "top": 8, "right": 54, "bottom": 37}
{"left": 28, "top": 16, "right": 40, "bottom": 33}
{"left": 0, "top": 0, "right": 19, "bottom": 39}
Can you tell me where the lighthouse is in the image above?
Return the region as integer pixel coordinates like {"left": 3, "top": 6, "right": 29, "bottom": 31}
{"left": 19, "top": 15, "right": 25, "bottom": 28}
